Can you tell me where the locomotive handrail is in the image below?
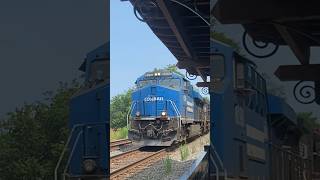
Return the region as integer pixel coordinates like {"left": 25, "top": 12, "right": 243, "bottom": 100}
{"left": 168, "top": 100, "right": 181, "bottom": 129}
{"left": 54, "top": 124, "right": 84, "bottom": 180}
{"left": 213, "top": 145, "right": 228, "bottom": 179}
{"left": 127, "top": 101, "right": 137, "bottom": 129}
{"left": 208, "top": 145, "right": 228, "bottom": 179}
{"left": 168, "top": 100, "right": 181, "bottom": 117}
{"left": 62, "top": 130, "right": 84, "bottom": 180}
{"left": 211, "top": 152, "right": 220, "bottom": 180}
{"left": 54, "top": 122, "right": 107, "bottom": 180}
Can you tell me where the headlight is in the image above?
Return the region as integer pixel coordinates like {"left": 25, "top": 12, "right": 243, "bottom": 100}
{"left": 136, "top": 111, "right": 141, "bottom": 116}
{"left": 161, "top": 111, "right": 167, "bottom": 116}
{"left": 83, "top": 159, "right": 96, "bottom": 173}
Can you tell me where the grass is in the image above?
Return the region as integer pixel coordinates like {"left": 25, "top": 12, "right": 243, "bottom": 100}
{"left": 163, "top": 155, "right": 172, "bottom": 175}
{"left": 110, "top": 127, "right": 128, "bottom": 141}
{"left": 179, "top": 144, "right": 190, "bottom": 161}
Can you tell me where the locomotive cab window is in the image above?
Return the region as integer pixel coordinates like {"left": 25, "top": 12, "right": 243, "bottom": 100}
{"left": 159, "top": 78, "right": 181, "bottom": 89}
{"left": 183, "top": 79, "right": 191, "bottom": 91}
{"left": 235, "top": 61, "right": 245, "bottom": 89}
{"left": 89, "top": 60, "right": 108, "bottom": 82}
{"left": 138, "top": 79, "right": 157, "bottom": 88}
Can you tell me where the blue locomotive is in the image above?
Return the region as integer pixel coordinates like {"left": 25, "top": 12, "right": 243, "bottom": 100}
{"left": 208, "top": 40, "right": 312, "bottom": 179}
{"left": 128, "top": 70, "right": 209, "bottom": 146}
{"left": 55, "top": 43, "right": 109, "bottom": 179}
{"left": 183, "top": 40, "right": 314, "bottom": 179}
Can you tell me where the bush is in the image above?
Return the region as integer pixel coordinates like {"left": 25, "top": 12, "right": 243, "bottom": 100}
{"left": 110, "top": 127, "right": 128, "bottom": 141}
{"left": 163, "top": 155, "right": 172, "bottom": 175}
{"left": 0, "top": 80, "right": 81, "bottom": 179}
{"left": 110, "top": 89, "right": 133, "bottom": 129}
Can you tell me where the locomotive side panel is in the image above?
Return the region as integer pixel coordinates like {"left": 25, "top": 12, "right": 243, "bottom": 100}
{"left": 210, "top": 41, "right": 269, "bottom": 179}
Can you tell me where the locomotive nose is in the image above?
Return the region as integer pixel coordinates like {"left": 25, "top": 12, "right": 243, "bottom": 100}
{"left": 137, "top": 85, "right": 178, "bottom": 117}
{"left": 149, "top": 85, "right": 163, "bottom": 95}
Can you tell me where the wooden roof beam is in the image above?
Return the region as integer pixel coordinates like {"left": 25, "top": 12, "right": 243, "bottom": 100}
{"left": 156, "top": 0, "right": 193, "bottom": 58}
{"left": 275, "top": 24, "right": 310, "bottom": 65}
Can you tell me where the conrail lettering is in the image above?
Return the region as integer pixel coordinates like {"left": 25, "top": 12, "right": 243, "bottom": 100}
{"left": 144, "top": 96, "right": 164, "bottom": 102}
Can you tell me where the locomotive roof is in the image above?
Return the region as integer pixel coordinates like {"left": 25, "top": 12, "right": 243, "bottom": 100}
{"left": 135, "top": 70, "right": 207, "bottom": 102}
{"left": 136, "top": 70, "right": 186, "bottom": 81}
{"left": 79, "top": 42, "right": 109, "bottom": 72}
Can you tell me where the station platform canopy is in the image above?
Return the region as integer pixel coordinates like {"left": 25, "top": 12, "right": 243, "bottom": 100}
{"left": 212, "top": 0, "right": 320, "bottom": 105}
{"left": 212, "top": 0, "right": 320, "bottom": 65}
{"left": 128, "top": 0, "right": 210, "bottom": 81}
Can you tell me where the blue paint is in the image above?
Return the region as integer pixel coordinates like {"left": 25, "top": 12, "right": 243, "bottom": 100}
{"left": 69, "top": 84, "right": 109, "bottom": 175}
{"left": 131, "top": 71, "right": 207, "bottom": 120}
{"left": 129, "top": 70, "right": 209, "bottom": 146}
{"left": 267, "top": 94, "right": 297, "bottom": 125}
{"left": 209, "top": 40, "right": 302, "bottom": 179}
{"left": 210, "top": 40, "right": 269, "bottom": 178}
{"left": 68, "top": 43, "right": 109, "bottom": 177}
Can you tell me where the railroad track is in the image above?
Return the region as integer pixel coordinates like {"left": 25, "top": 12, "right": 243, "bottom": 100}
{"left": 110, "top": 147, "right": 166, "bottom": 180}
{"left": 110, "top": 139, "right": 132, "bottom": 151}
{"left": 109, "top": 134, "right": 209, "bottom": 179}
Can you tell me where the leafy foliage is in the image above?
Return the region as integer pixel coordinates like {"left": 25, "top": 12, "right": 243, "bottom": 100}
{"left": 0, "top": 80, "right": 81, "bottom": 179}
{"left": 164, "top": 64, "right": 184, "bottom": 76}
{"left": 297, "top": 112, "right": 320, "bottom": 134}
{"left": 211, "top": 31, "right": 241, "bottom": 53}
{"left": 179, "top": 144, "right": 190, "bottom": 161}
{"left": 163, "top": 155, "right": 172, "bottom": 175}
{"left": 110, "top": 127, "right": 128, "bottom": 141}
{"left": 110, "top": 89, "right": 133, "bottom": 129}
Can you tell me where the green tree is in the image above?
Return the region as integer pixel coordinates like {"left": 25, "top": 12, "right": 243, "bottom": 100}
{"left": 164, "top": 64, "right": 184, "bottom": 76}
{"left": 110, "top": 88, "right": 133, "bottom": 129}
{"left": 0, "top": 80, "right": 81, "bottom": 179}
{"left": 211, "top": 31, "right": 241, "bottom": 53}
{"left": 297, "top": 112, "right": 320, "bottom": 134}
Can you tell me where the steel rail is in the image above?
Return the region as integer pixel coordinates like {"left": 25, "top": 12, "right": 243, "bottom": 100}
{"left": 110, "top": 139, "right": 132, "bottom": 151}
{"left": 110, "top": 149, "right": 166, "bottom": 179}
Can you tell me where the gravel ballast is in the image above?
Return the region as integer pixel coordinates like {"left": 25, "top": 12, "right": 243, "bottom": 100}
{"left": 127, "top": 133, "right": 209, "bottom": 180}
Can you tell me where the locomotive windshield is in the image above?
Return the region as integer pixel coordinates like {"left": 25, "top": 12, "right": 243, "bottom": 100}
{"left": 137, "top": 78, "right": 181, "bottom": 89}
{"left": 137, "top": 79, "right": 157, "bottom": 88}
{"left": 159, "top": 78, "right": 180, "bottom": 89}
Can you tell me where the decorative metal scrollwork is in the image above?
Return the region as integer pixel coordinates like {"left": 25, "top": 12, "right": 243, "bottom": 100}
{"left": 293, "top": 81, "right": 317, "bottom": 104}
{"left": 186, "top": 71, "right": 197, "bottom": 80}
{"left": 168, "top": 0, "right": 209, "bottom": 26}
{"left": 201, "top": 87, "right": 209, "bottom": 95}
{"left": 132, "top": 0, "right": 209, "bottom": 27}
{"left": 133, "top": 0, "right": 159, "bottom": 22}
{"left": 242, "top": 31, "right": 279, "bottom": 59}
